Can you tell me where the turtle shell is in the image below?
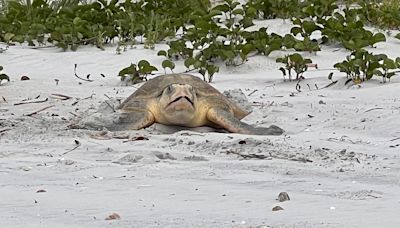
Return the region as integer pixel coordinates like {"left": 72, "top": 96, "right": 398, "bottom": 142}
{"left": 119, "top": 74, "right": 250, "bottom": 119}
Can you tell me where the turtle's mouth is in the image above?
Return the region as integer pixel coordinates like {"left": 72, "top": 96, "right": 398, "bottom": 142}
{"left": 168, "top": 96, "right": 194, "bottom": 106}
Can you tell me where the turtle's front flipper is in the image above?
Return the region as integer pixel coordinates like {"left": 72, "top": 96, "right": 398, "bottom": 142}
{"left": 76, "top": 110, "right": 155, "bottom": 131}
{"left": 207, "top": 108, "right": 284, "bottom": 135}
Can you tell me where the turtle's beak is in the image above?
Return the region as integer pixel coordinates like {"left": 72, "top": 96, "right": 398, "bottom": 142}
{"left": 169, "top": 96, "right": 194, "bottom": 106}
{"left": 165, "top": 84, "right": 195, "bottom": 109}
{"left": 161, "top": 84, "right": 197, "bottom": 125}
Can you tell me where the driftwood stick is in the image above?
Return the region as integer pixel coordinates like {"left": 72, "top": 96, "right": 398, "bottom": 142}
{"left": 364, "top": 107, "right": 384, "bottom": 113}
{"left": 0, "top": 128, "right": 11, "bottom": 133}
{"left": 74, "top": 64, "right": 93, "bottom": 82}
{"left": 389, "top": 137, "right": 400, "bottom": 142}
{"left": 24, "top": 105, "right": 55, "bottom": 117}
{"left": 51, "top": 93, "right": 73, "bottom": 100}
{"left": 62, "top": 144, "right": 81, "bottom": 155}
{"left": 14, "top": 98, "right": 48, "bottom": 106}
{"left": 247, "top": 89, "right": 258, "bottom": 96}
{"left": 71, "top": 94, "right": 94, "bottom": 106}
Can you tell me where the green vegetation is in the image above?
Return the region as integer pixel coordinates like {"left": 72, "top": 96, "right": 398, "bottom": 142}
{"left": 334, "top": 50, "right": 400, "bottom": 84}
{"left": 277, "top": 53, "right": 313, "bottom": 81}
{"left": 1, "top": 0, "right": 399, "bottom": 83}
{"left": 0, "top": 65, "right": 10, "bottom": 82}
{"left": 118, "top": 60, "right": 158, "bottom": 83}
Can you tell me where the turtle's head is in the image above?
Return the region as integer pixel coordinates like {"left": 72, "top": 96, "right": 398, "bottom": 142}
{"left": 159, "top": 83, "right": 198, "bottom": 125}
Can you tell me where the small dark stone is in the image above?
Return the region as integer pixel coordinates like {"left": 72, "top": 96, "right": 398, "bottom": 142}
{"left": 20, "top": 76, "right": 30, "bottom": 80}
{"left": 272, "top": 206, "right": 284, "bottom": 211}
{"left": 277, "top": 192, "right": 290, "bottom": 202}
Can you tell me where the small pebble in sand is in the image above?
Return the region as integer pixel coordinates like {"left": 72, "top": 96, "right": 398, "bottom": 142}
{"left": 272, "top": 206, "right": 284, "bottom": 211}
{"left": 105, "top": 212, "right": 121, "bottom": 220}
{"left": 277, "top": 192, "right": 290, "bottom": 202}
{"left": 20, "top": 76, "right": 30, "bottom": 80}
{"left": 21, "top": 166, "right": 32, "bottom": 171}
{"left": 36, "top": 189, "right": 47, "bottom": 193}
{"left": 64, "top": 159, "right": 76, "bottom": 165}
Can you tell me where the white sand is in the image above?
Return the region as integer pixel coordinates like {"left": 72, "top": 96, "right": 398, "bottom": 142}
{"left": 1, "top": 21, "right": 400, "bottom": 227}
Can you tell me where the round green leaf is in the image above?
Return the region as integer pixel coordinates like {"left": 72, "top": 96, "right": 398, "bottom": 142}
{"left": 184, "top": 57, "right": 196, "bottom": 69}
{"left": 208, "top": 9, "right": 222, "bottom": 17}
{"left": 384, "top": 59, "right": 397, "bottom": 69}
{"left": 289, "top": 53, "right": 303, "bottom": 63}
{"left": 0, "top": 73, "right": 10, "bottom": 81}
{"left": 303, "top": 21, "right": 321, "bottom": 34}
{"left": 4, "top": 33, "right": 15, "bottom": 42}
{"left": 241, "top": 43, "right": 254, "bottom": 56}
{"left": 372, "top": 33, "right": 386, "bottom": 44}
{"left": 138, "top": 60, "right": 151, "bottom": 68}
{"left": 157, "top": 50, "right": 167, "bottom": 57}
{"left": 118, "top": 64, "right": 137, "bottom": 76}
{"left": 232, "top": 9, "right": 244, "bottom": 15}
{"left": 291, "top": 27, "right": 303, "bottom": 36}
{"left": 246, "top": 7, "right": 257, "bottom": 17}
{"left": 194, "top": 60, "right": 202, "bottom": 69}
{"left": 141, "top": 65, "right": 158, "bottom": 74}
{"left": 162, "top": 60, "right": 175, "bottom": 70}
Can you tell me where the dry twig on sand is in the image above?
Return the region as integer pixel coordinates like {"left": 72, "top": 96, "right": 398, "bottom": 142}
{"left": 0, "top": 128, "right": 11, "bottom": 133}
{"left": 74, "top": 64, "right": 93, "bottom": 82}
{"left": 14, "top": 98, "right": 48, "bottom": 106}
{"left": 62, "top": 140, "right": 81, "bottom": 155}
{"left": 24, "top": 105, "right": 55, "bottom": 117}
{"left": 223, "top": 150, "right": 313, "bottom": 163}
{"left": 71, "top": 94, "right": 94, "bottom": 106}
{"left": 247, "top": 89, "right": 258, "bottom": 96}
{"left": 364, "top": 107, "right": 384, "bottom": 113}
{"left": 51, "top": 94, "right": 73, "bottom": 100}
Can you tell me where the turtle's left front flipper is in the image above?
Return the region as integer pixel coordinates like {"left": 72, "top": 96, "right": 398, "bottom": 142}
{"left": 206, "top": 108, "right": 284, "bottom": 135}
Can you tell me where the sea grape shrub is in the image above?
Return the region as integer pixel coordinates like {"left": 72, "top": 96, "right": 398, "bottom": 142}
{"left": 355, "top": 0, "right": 400, "bottom": 29}
{"left": 118, "top": 60, "right": 158, "bottom": 84}
{"left": 0, "top": 0, "right": 207, "bottom": 50}
{"left": 245, "top": 0, "right": 303, "bottom": 19}
{"left": 290, "top": 18, "right": 322, "bottom": 52}
{"left": 300, "top": 0, "right": 338, "bottom": 20}
{"left": 0, "top": 65, "right": 10, "bottom": 83}
{"left": 320, "top": 11, "right": 386, "bottom": 51}
{"left": 334, "top": 50, "right": 400, "bottom": 84}
{"left": 276, "top": 53, "right": 313, "bottom": 81}
{"left": 241, "top": 28, "right": 282, "bottom": 56}
{"left": 0, "top": 0, "right": 53, "bottom": 45}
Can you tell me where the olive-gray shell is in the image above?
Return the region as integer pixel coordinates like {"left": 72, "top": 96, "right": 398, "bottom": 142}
{"left": 129, "top": 74, "right": 220, "bottom": 98}
{"left": 119, "top": 74, "right": 249, "bottom": 119}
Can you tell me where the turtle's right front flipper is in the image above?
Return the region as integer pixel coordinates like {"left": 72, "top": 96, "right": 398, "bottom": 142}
{"left": 75, "top": 110, "right": 155, "bottom": 131}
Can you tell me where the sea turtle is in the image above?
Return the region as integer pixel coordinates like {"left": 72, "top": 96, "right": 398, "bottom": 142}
{"left": 79, "top": 74, "right": 284, "bottom": 135}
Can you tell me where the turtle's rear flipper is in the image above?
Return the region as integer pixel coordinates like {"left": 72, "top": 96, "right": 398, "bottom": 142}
{"left": 207, "top": 108, "right": 284, "bottom": 135}
{"left": 73, "top": 110, "right": 155, "bottom": 131}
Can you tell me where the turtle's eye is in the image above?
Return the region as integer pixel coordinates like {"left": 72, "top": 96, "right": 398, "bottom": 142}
{"left": 166, "top": 85, "right": 173, "bottom": 94}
